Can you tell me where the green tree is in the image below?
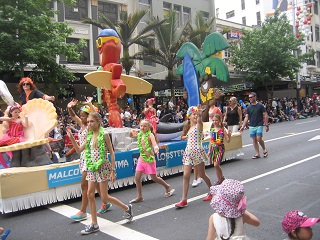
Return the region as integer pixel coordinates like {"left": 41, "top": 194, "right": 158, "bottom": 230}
{"left": 83, "top": 9, "right": 165, "bottom": 75}
{"left": 185, "top": 11, "right": 215, "bottom": 49}
{"left": 133, "top": 11, "right": 189, "bottom": 97}
{"left": 230, "top": 10, "right": 311, "bottom": 99}
{"left": 0, "top": 0, "right": 83, "bottom": 92}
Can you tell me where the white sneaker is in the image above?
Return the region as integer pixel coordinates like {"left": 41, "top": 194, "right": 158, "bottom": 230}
{"left": 197, "top": 178, "right": 203, "bottom": 184}
{"left": 192, "top": 179, "right": 199, "bottom": 187}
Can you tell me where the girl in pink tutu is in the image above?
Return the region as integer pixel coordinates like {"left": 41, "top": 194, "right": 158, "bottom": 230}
{"left": 0, "top": 105, "right": 28, "bottom": 146}
{"left": 143, "top": 98, "right": 158, "bottom": 133}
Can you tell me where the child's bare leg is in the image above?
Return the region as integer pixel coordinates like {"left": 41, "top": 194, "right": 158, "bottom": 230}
{"left": 99, "top": 181, "right": 129, "bottom": 211}
{"left": 182, "top": 165, "right": 192, "bottom": 199}
{"left": 79, "top": 172, "right": 88, "bottom": 213}
{"left": 0, "top": 227, "right": 4, "bottom": 235}
{"left": 193, "top": 167, "right": 200, "bottom": 180}
{"left": 130, "top": 171, "right": 143, "bottom": 203}
{"left": 150, "top": 174, "right": 172, "bottom": 192}
{"left": 195, "top": 162, "right": 212, "bottom": 188}
{"left": 213, "top": 162, "right": 223, "bottom": 180}
{"left": 87, "top": 181, "right": 98, "bottom": 225}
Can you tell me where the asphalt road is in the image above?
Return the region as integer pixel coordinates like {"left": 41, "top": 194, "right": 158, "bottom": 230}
{"left": 1, "top": 117, "right": 320, "bottom": 240}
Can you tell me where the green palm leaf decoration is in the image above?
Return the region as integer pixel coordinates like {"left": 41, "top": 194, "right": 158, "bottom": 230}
{"left": 202, "top": 32, "right": 230, "bottom": 58}
{"left": 199, "top": 57, "right": 229, "bottom": 82}
{"left": 176, "top": 42, "right": 201, "bottom": 63}
{"left": 176, "top": 32, "right": 230, "bottom": 82}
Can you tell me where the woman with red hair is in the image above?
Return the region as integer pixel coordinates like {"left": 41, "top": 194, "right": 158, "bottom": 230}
{"left": 17, "top": 77, "right": 55, "bottom": 105}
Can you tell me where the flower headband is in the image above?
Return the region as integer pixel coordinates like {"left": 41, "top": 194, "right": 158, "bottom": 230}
{"left": 80, "top": 105, "right": 98, "bottom": 114}
{"left": 10, "top": 105, "right": 22, "bottom": 113}
{"left": 146, "top": 98, "right": 155, "bottom": 104}
{"left": 186, "top": 106, "right": 198, "bottom": 118}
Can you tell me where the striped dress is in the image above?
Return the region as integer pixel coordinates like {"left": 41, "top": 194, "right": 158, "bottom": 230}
{"left": 208, "top": 127, "right": 225, "bottom": 164}
{"left": 0, "top": 121, "right": 25, "bottom": 146}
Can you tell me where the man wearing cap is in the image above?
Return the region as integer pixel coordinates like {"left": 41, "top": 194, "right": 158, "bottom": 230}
{"left": 282, "top": 210, "right": 320, "bottom": 240}
{"left": 240, "top": 92, "right": 269, "bottom": 159}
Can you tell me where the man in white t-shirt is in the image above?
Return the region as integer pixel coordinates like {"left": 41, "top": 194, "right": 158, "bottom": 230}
{"left": 124, "top": 106, "right": 132, "bottom": 127}
{"left": 156, "top": 105, "right": 162, "bottom": 118}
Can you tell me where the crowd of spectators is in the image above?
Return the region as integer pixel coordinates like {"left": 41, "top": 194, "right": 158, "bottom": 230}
{"left": 225, "top": 94, "right": 319, "bottom": 126}
{"left": 48, "top": 94, "right": 319, "bottom": 159}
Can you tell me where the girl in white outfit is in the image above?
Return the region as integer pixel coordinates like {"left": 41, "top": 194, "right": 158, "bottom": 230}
{"left": 206, "top": 179, "right": 260, "bottom": 240}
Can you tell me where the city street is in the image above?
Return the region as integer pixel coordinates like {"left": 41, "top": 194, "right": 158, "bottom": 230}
{"left": 1, "top": 117, "right": 320, "bottom": 240}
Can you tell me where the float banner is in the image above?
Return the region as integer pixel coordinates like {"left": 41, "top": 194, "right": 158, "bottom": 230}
{"left": 116, "top": 149, "right": 139, "bottom": 179}
{"left": 164, "top": 141, "right": 186, "bottom": 168}
{"left": 47, "top": 165, "right": 82, "bottom": 188}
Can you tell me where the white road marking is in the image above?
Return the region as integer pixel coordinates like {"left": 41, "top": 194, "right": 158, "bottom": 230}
{"left": 116, "top": 153, "right": 320, "bottom": 224}
{"left": 48, "top": 127, "right": 320, "bottom": 239}
{"left": 49, "top": 152, "right": 320, "bottom": 239}
{"left": 295, "top": 120, "right": 317, "bottom": 125}
{"left": 49, "top": 204, "right": 159, "bottom": 240}
{"left": 242, "top": 127, "right": 320, "bottom": 147}
{"left": 308, "top": 135, "right": 320, "bottom": 141}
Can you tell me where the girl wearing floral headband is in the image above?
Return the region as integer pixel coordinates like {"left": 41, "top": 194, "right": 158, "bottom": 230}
{"left": 67, "top": 112, "right": 133, "bottom": 235}
{"left": 129, "top": 119, "right": 175, "bottom": 203}
{"left": 0, "top": 105, "right": 28, "bottom": 147}
{"left": 175, "top": 105, "right": 213, "bottom": 208}
{"left": 206, "top": 179, "right": 260, "bottom": 240}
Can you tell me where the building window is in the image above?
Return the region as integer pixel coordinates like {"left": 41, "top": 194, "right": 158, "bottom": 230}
{"left": 256, "top": 0, "right": 260, "bottom": 4}
{"left": 309, "top": 26, "right": 314, "bottom": 42}
{"left": 163, "top": 2, "right": 171, "bottom": 16}
{"left": 242, "top": 16, "right": 246, "bottom": 25}
{"left": 226, "top": 10, "right": 235, "bottom": 19}
{"left": 183, "top": 7, "right": 191, "bottom": 24}
{"left": 143, "top": 39, "right": 156, "bottom": 66}
{"left": 256, "top": 11, "right": 261, "bottom": 26}
{"left": 65, "top": 0, "right": 88, "bottom": 21}
{"left": 216, "top": 8, "right": 219, "bottom": 18}
{"left": 139, "top": 0, "right": 152, "bottom": 22}
{"left": 174, "top": 5, "right": 181, "bottom": 27}
{"left": 241, "top": 0, "right": 245, "bottom": 10}
{"left": 224, "top": 49, "right": 231, "bottom": 58}
{"left": 66, "top": 38, "right": 90, "bottom": 65}
{"left": 98, "top": 2, "right": 118, "bottom": 24}
{"left": 314, "top": 0, "right": 318, "bottom": 15}
{"left": 315, "top": 25, "right": 319, "bottom": 41}
{"left": 202, "top": 11, "right": 209, "bottom": 21}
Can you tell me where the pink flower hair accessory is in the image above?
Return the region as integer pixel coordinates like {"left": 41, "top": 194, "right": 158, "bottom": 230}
{"left": 146, "top": 98, "right": 155, "bottom": 104}
{"left": 186, "top": 106, "right": 198, "bottom": 118}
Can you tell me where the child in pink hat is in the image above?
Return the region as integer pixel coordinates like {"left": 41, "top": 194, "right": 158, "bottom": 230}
{"left": 206, "top": 179, "right": 260, "bottom": 240}
{"left": 282, "top": 210, "right": 320, "bottom": 240}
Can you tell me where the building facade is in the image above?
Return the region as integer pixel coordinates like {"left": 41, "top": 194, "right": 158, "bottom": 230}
{"left": 215, "top": 0, "right": 320, "bottom": 98}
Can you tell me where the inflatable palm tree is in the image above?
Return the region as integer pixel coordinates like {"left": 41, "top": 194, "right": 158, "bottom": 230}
{"left": 176, "top": 32, "right": 230, "bottom": 107}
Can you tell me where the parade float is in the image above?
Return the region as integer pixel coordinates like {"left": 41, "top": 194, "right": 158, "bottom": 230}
{"left": 0, "top": 30, "right": 242, "bottom": 213}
